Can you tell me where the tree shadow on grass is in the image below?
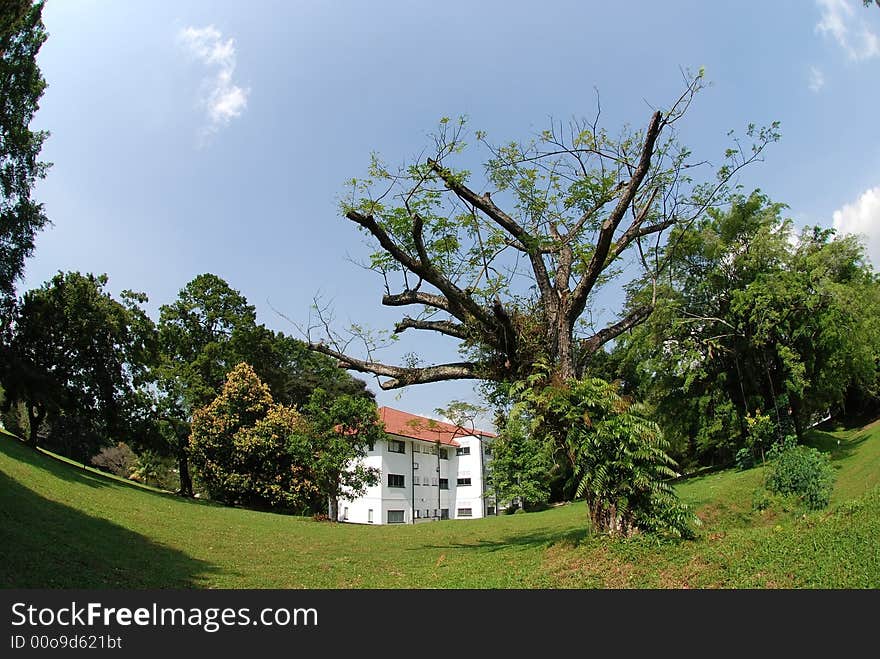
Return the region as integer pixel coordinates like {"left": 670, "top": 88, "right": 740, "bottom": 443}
{"left": 0, "top": 470, "right": 220, "bottom": 588}
{"left": 417, "top": 526, "right": 589, "bottom": 553}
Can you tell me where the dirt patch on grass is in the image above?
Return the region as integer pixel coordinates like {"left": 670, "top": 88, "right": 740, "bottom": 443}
{"left": 542, "top": 543, "right": 640, "bottom": 588}
{"left": 658, "top": 555, "right": 718, "bottom": 588}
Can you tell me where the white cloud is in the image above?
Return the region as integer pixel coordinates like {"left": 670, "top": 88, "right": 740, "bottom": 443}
{"left": 178, "top": 25, "right": 249, "bottom": 137}
{"left": 816, "top": 0, "right": 880, "bottom": 60}
{"left": 808, "top": 66, "right": 826, "bottom": 92}
{"left": 832, "top": 186, "right": 880, "bottom": 268}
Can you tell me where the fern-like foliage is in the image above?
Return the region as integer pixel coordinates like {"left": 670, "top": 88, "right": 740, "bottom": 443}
{"left": 515, "top": 368, "right": 698, "bottom": 538}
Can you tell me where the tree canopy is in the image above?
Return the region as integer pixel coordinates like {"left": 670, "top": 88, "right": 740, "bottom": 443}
{"left": 2, "top": 271, "right": 157, "bottom": 458}
{"left": 612, "top": 192, "right": 880, "bottom": 465}
{"left": 0, "top": 0, "right": 49, "bottom": 323}
{"left": 309, "top": 73, "right": 778, "bottom": 396}
{"left": 155, "top": 273, "right": 373, "bottom": 496}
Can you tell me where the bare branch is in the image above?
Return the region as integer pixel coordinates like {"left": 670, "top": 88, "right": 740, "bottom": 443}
{"left": 393, "top": 317, "right": 468, "bottom": 339}
{"left": 346, "top": 209, "right": 499, "bottom": 337}
{"left": 570, "top": 110, "right": 664, "bottom": 323}
{"left": 382, "top": 290, "right": 450, "bottom": 312}
{"left": 427, "top": 158, "right": 555, "bottom": 304}
{"left": 308, "top": 342, "right": 481, "bottom": 390}
{"left": 579, "top": 304, "right": 654, "bottom": 358}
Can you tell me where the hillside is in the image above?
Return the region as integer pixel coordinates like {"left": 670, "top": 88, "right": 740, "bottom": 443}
{"left": 1, "top": 421, "right": 879, "bottom": 588}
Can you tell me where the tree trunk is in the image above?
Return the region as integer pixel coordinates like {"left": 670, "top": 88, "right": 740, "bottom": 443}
{"left": 177, "top": 437, "right": 193, "bottom": 497}
{"left": 26, "top": 404, "right": 43, "bottom": 448}
{"left": 789, "top": 397, "right": 805, "bottom": 441}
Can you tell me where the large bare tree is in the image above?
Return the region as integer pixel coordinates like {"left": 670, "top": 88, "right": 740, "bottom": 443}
{"left": 309, "top": 73, "right": 778, "bottom": 391}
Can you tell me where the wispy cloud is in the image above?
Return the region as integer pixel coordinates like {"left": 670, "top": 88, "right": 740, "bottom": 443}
{"left": 816, "top": 0, "right": 880, "bottom": 60}
{"left": 808, "top": 66, "right": 826, "bottom": 92}
{"left": 832, "top": 186, "right": 880, "bottom": 268}
{"left": 178, "top": 25, "right": 249, "bottom": 138}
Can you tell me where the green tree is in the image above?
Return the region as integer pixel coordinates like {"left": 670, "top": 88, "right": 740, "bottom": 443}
{"left": 0, "top": 0, "right": 49, "bottom": 323}
{"left": 614, "top": 193, "right": 880, "bottom": 465}
{"left": 308, "top": 74, "right": 777, "bottom": 395}
{"left": 2, "top": 272, "right": 157, "bottom": 459}
{"left": 294, "top": 389, "right": 383, "bottom": 520}
{"left": 155, "top": 274, "right": 257, "bottom": 495}
{"left": 306, "top": 77, "right": 776, "bottom": 531}
{"left": 189, "top": 362, "right": 316, "bottom": 509}
{"left": 485, "top": 409, "right": 554, "bottom": 512}
{"left": 155, "top": 273, "right": 372, "bottom": 496}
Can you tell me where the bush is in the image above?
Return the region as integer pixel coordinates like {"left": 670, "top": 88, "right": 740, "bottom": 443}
{"left": 735, "top": 447, "right": 755, "bottom": 471}
{"left": 765, "top": 437, "right": 835, "bottom": 510}
{"left": 189, "top": 362, "right": 316, "bottom": 509}
{"left": 128, "top": 450, "right": 178, "bottom": 491}
{"left": 517, "top": 373, "right": 698, "bottom": 539}
{"left": 90, "top": 442, "right": 136, "bottom": 477}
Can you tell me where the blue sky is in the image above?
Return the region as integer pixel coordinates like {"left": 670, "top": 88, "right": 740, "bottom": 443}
{"left": 22, "top": 0, "right": 880, "bottom": 428}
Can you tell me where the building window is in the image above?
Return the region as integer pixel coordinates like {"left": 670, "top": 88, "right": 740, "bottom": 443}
{"left": 413, "top": 475, "right": 420, "bottom": 486}
{"left": 387, "top": 473, "right": 405, "bottom": 488}
{"left": 440, "top": 508, "right": 449, "bottom": 520}
{"left": 439, "top": 478, "right": 448, "bottom": 490}
{"left": 431, "top": 477, "right": 438, "bottom": 486}
{"left": 387, "top": 510, "right": 405, "bottom": 524}
{"left": 368, "top": 509, "right": 373, "bottom": 523}
{"left": 457, "top": 477, "right": 471, "bottom": 486}
{"left": 487, "top": 506, "right": 496, "bottom": 516}
{"left": 456, "top": 446, "right": 470, "bottom": 456}
{"left": 483, "top": 444, "right": 491, "bottom": 456}
{"left": 412, "top": 443, "right": 421, "bottom": 453}
{"left": 457, "top": 508, "right": 472, "bottom": 517}
{"left": 439, "top": 448, "right": 449, "bottom": 460}
{"left": 414, "top": 509, "right": 420, "bottom": 519}
{"left": 387, "top": 439, "right": 406, "bottom": 454}
{"left": 343, "top": 507, "right": 349, "bottom": 520}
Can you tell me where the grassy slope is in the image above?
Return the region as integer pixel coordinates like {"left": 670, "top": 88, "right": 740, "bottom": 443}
{"left": 1, "top": 421, "right": 879, "bottom": 589}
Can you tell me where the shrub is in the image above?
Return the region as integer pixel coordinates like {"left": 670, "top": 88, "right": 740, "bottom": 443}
{"left": 128, "top": 450, "right": 178, "bottom": 491}
{"left": 189, "top": 362, "right": 317, "bottom": 509}
{"left": 735, "top": 447, "right": 755, "bottom": 471}
{"left": 765, "top": 437, "right": 835, "bottom": 510}
{"left": 90, "top": 442, "right": 136, "bottom": 477}
{"left": 516, "top": 372, "right": 698, "bottom": 539}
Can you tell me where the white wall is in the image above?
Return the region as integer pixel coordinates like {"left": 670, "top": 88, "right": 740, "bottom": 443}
{"left": 340, "top": 433, "right": 496, "bottom": 524}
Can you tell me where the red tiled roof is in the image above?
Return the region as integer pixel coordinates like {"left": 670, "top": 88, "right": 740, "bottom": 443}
{"left": 377, "top": 407, "right": 495, "bottom": 447}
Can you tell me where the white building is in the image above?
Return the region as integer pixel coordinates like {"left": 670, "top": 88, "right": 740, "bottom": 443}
{"left": 338, "top": 407, "right": 497, "bottom": 525}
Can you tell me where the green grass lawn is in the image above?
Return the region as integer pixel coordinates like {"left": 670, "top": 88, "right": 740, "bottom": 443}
{"left": 2, "top": 420, "right": 879, "bottom": 588}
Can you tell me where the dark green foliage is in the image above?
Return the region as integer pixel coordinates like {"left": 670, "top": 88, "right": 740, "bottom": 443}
{"left": 189, "top": 363, "right": 381, "bottom": 515}
{"left": 485, "top": 409, "right": 554, "bottom": 511}
{"left": 293, "top": 388, "right": 383, "bottom": 520}
{"left": 765, "top": 437, "right": 835, "bottom": 510}
{"left": 2, "top": 272, "right": 157, "bottom": 460}
{"left": 614, "top": 192, "right": 880, "bottom": 467}
{"left": 516, "top": 369, "right": 697, "bottom": 538}
{"left": 0, "top": 1, "right": 49, "bottom": 321}
{"left": 154, "top": 273, "right": 372, "bottom": 496}
{"left": 735, "top": 447, "right": 755, "bottom": 471}
{"left": 127, "top": 449, "right": 177, "bottom": 491}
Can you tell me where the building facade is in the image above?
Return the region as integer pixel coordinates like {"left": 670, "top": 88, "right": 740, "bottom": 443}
{"left": 339, "top": 407, "right": 497, "bottom": 525}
